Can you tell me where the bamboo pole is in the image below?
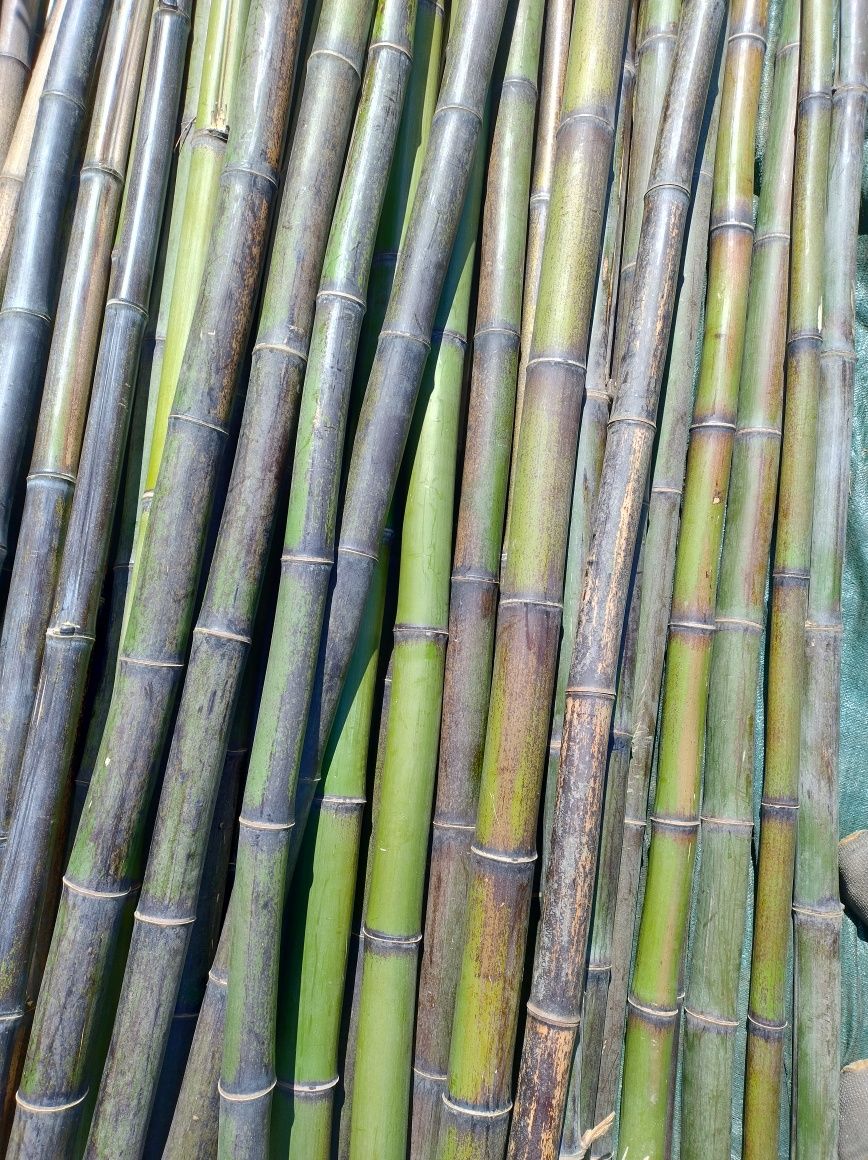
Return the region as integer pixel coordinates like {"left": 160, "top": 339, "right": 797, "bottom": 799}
{"left": 124, "top": 0, "right": 250, "bottom": 639}
{"left": 0, "top": 0, "right": 152, "bottom": 878}
{"left": 410, "top": 4, "right": 542, "bottom": 1153}
{"left": 505, "top": 2, "right": 727, "bottom": 1155}
{"left": 502, "top": 0, "right": 571, "bottom": 549}
{"left": 435, "top": 1, "right": 632, "bottom": 1155}
{"left": 0, "top": 0, "right": 65, "bottom": 292}
{"left": 613, "top": 3, "right": 768, "bottom": 1153}
{"left": 69, "top": 0, "right": 213, "bottom": 838}
{"left": 0, "top": 0, "right": 43, "bottom": 166}
{"left": 792, "top": 0, "right": 864, "bottom": 1150}
{"left": 0, "top": 0, "right": 111, "bottom": 575}
{"left": 594, "top": 80, "right": 719, "bottom": 1160}
{"left": 682, "top": 2, "right": 798, "bottom": 1155}
{"left": 0, "top": 2, "right": 191, "bottom": 1143}
{"left": 5, "top": 0, "right": 301, "bottom": 1151}
{"left": 288, "top": 0, "right": 510, "bottom": 866}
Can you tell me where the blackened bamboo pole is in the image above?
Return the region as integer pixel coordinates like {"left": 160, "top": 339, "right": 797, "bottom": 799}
{"left": 593, "top": 75, "right": 720, "bottom": 1156}
{"left": 410, "top": 3, "right": 542, "bottom": 1152}
{"left": 792, "top": 1, "right": 865, "bottom": 1151}
{"left": 505, "top": 2, "right": 727, "bottom": 1156}
{"left": 435, "top": 1, "right": 632, "bottom": 1155}
{"left": 0, "top": 0, "right": 65, "bottom": 292}
{"left": 503, "top": 0, "right": 571, "bottom": 547}
{"left": 681, "top": 2, "right": 798, "bottom": 1154}
{"left": 0, "top": 0, "right": 43, "bottom": 166}
{"left": 0, "top": 4, "right": 191, "bottom": 1144}
{"left": 0, "top": 0, "right": 111, "bottom": 574}
{"left": 5, "top": 0, "right": 301, "bottom": 1151}
{"left": 288, "top": 0, "right": 510, "bottom": 886}
{"left": 0, "top": 0, "right": 152, "bottom": 877}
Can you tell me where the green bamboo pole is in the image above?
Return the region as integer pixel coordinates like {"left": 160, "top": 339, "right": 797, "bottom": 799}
{"left": 0, "top": 0, "right": 43, "bottom": 166}
{"left": 0, "top": 0, "right": 111, "bottom": 575}
{"left": 435, "top": 1, "right": 632, "bottom": 1155}
{"left": 272, "top": 548, "right": 390, "bottom": 1160}
{"left": 0, "top": 5, "right": 191, "bottom": 1146}
{"left": 613, "top": 3, "right": 768, "bottom": 1152}
{"left": 0, "top": 0, "right": 65, "bottom": 293}
{"left": 69, "top": 0, "right": 213, "bottom": 838}
{"left": 742, "top": 0, "right": 833, "bottom": 1153}
{"left": 410, "top": 4, "right": 542, "bottom": 1153}
{"left": 289, "top": 0, "right": 510, "bottom": 860}
{"left": 124, "top": 0, "right": 250, "bottom": 639}
{"left": 6, "top": 0, "right": 302, "bottom": 1151}
{"left": 593, "top": 83, "right": 720, "bottom": 1155}
{"left": 506, "top": 3, "right": 726, "bottom": 1155}
{"left": 347, "top": 108, "right": 485, "bottom": 1160}
{"left": 792, "top": 1, "right": 864, "bottom": 1151}
{"left": 502, "top": 0, "right": 571, "bottom": 548}
{"left": 0, "top": 0, "right": 152, "bottom": 877}
{"left": 681, "top": 2, "right": 798, "bottom": 1154}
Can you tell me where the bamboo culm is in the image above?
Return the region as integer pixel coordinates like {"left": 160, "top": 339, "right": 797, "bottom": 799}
{"left": 506, "top": 2, "right": 726, "bottom": 1156}
{"left": 0, "top": 0, "right": 43, "bottom": 166}
{"left": 793, "top": 0, "right": 865, "bottom": 1150}
{"left": 0, "top": 0, "right": 111, "bottom": 573}
{"left": 0, "top": 4, "right": 192, "bottom": 1153}
{"left": 411, "top": 3, "right": 542, "bottom": 1153}
{"left": 0, "top": 0, "right": 152, "bottom": 878}
{"left": 436, "top": 2, "right": 632, "bottom": 1156}
{"left": 288, "top": 0, "right": 510, "bottom": 867}
{"left": 6, "top": 0, "right": 300, "bottom": 1150}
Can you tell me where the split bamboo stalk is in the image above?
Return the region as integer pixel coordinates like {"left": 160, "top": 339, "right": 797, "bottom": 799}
{"left": 0, "top": 0, "right": 65, "bottom": 292}
{"left": 741, "top": 0, "right": 833, "bottom": 1152}
{"left": 6, "top": 0, "right": 300, "bottom": 1150}
{"left": 124, "top": 0, "right": 250, "bottom": 638}
{"left": 0, "top": 0, "right": 111, "bottom": 575}
{"left": 410, "top": 2, "right": 542, "bottom": 1151}
{"left": 435, "top": 0, "right": 633, "bottom": 1155}
{"left": 0, "top": 0, "right": 43, "bottom": 166}
{"left": 505, "top": 1, "right": 727, "bottom": 1155}
{"left": 0, "top": 0, "right": 152, "bottom": 878}
{"left": 792, "top": 0, "right": 865, "bottom": 1150}
{"left": 0, "top": 1, "right": 192, "bottom": 1150}
{"left": 272, "top": 549, "right": 390, "bottom": 1160}
{"left": 593, "top": 77, "right": 721, "bottom": 1160}
{"left": 680, "top": 1, "right": 797, "bottom": 1153}
{"left": 614, "top": 3, "right": 768, "bottom": 1153}
{"left": 288, "top": 0, "right": 509, "bottom": 894}
{"left": 348, "top": 108, "right": 486, "bottom": 1160}
{"left": 503, "top": 0, "right": 571, "bottom": 546}
{"left": 69, "top": 0, "right": 213, "bottom": 836}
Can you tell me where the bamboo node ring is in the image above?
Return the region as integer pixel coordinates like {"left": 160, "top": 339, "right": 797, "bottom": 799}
{"left": 308, "top": 47, "right": 362, "bottom": 80}
{"left": 15, "top": 1088, "right": 89, "bottom": 1114}
{"left": 525, "top": 1000, "right": 580, "bottom": 1029}
{"left": 441, "top": 1094, "right": 512, "bottom": 1119}
{"left": 627, "top": 996, "right": 678, "bottom": 1019}
{"left": 683, "top": 1006, "right": 738, "bottom": 1029}
{"left": 368, "top": 39, "right": 412, "bottom": 62}
{"left": 134, "top": 909, "right": 196, "bottom": 927}
{"left": 218, "top": 1077, "right": 277, "bottom": 1102}
{"left": 471, "top": 844, "right": 536, "bottom": 865}
{"left": 361, "top": 926, "right": 422, "bottom": 947}
{"left": 168, "top": 411, "right": 229, "bottom": 436}
{"left": 433, "top": 102, "right": 482, "bottom": 125}
{"left": 62, "top": 876, "right": 129, "bottom": 901}
{"left": 238, "top": 815, "right": 294, "bottom": 832}
{"left": 413, "top": 1065, "right": 447, "bottom": 1081}
{"left": 194, "top": 626, "right": 252, "bottom": 645}
{"left": 279, "top": 1075, "right": 339, "bottom": 1093}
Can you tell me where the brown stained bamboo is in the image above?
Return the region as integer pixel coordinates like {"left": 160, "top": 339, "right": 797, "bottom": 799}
{"left": 0, "top": 0, "right": 43, "bottom": 167}
{"left": 6, "top": 0, "right": 302, "bottom": 1152}
{"left": 792, "top": 1, "right": 865, "bottom": 1151}
{"left": 435, "top": 2, "right": 632, "bottom": 1156}
{"left": 0, "top": 0, "right": 152, "bottom": 879}
{"left": 502, "top": 0, "right": 571, "bottom": 549}
{"left": 593, "top": 80, "right": 721, "bottom": 1160}
{"left": 505, "top": 2, "right": 726, "bottom": 1156}
{"left": 410, "top": 3, "right": 542, "bottom": 1153}
{"left": 0, "top": 0, "right": 65, "bottom": 293}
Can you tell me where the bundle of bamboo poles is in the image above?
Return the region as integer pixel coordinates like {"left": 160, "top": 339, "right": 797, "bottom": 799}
{"left": 0, "top": 0, "right": 865, "bottom": 1156}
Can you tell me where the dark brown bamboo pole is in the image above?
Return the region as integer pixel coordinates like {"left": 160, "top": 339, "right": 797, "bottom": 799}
{"left": 591, "top": 73, "right": 721, "bottom": 1160}
{"left": 410, "top": 2, "right": 542, "bottom": 1152}
{"left": 792, "top": 0, "right": 865, "bottom": 1151}
{"left": 0, "top": 0, "right": 43, "bottom": 166}
{"left": 5, "top": 0, "right": 301, "bottom": 1152}
{"left": 287, "top": 0, "right": 510, "bottom": 886}
{"left": 0, "top": 0, "right": 111, "bottom": 575}
{"left": 434, "top": 1, "right": 632, "bottom": 1155}
{"left": 0, "top": 0, "right": 152, "bottom": 877}
{"left": 505, "top": 2, "right": 727, "bottom": 1155}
